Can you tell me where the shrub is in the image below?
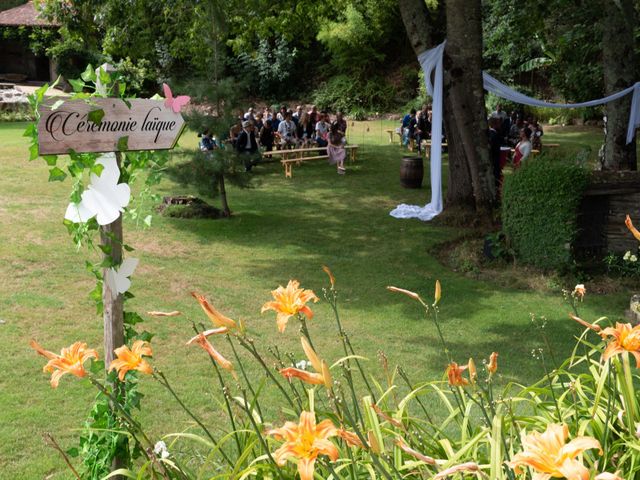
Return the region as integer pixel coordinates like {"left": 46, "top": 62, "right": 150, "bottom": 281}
{"left": 502, "top": 155, "right": 589, "bottom": 270}
{"left": 0, "top": 105, "right": 35, "bottom": 122}
{"left": 312, "top": 74, "right": 395, "bottom": 115}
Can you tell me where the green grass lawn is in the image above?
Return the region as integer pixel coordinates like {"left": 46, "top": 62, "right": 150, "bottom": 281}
{"left": 0, "top": 120, "right": 632, "bottom": 479}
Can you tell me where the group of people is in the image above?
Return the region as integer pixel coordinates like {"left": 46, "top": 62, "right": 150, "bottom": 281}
{"left": 199, "top": 105, "right": 349, "bottom": 174}
{"left": 400, "top": 104, "right": 433, "bottom": 153}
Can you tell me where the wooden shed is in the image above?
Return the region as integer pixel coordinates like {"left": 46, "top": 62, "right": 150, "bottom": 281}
{"left": 576, "top": 171, "right": 640, "bottom": 256}
{"left": 0, "top": 1, "right": 58, "bottom": 82}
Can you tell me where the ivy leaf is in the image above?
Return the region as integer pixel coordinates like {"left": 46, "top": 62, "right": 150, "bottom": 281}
{"left": 88, "top": 109, "right": 105, "bottom": 125}
{"left": 28, "top": 143, "right": 39, "bottom": 161}
{"left": 98, "top": 244, "right": 112, "bottom": 255}
{"left": 68, "top": 79, "right": 85, "bottom": 93}
{"left": 117, "top": 136, "right": 129, "bottom": 152}
{"left": 23, "top": 124, "right": 36, "bottom": 138}
{"left": 118, "top": 82, "right": 126, "bottom": 98}
{"left": 34, "top": 83, "right": 48, "bottom": 103}
{"left": 136, "top": 330, "right": 154, "bottom": 342}
{"left": 91, "top": 163, "right": 104, "bottom": 177}
{"left": 123, "top": 244, "right": 135, "bottom": 252}
{"left": 80, "top": 64, "right": 96, "bottom": 83}
{"left": 124, "top": 312, "right": 144, "bottom": 326}
{"left": 143, "top": 215, "right": 152, "bottom": 227}
{"left": 48, "top": 167, "right": 67, "bottom": 182}
{"left": 42, "top": 155, "right": 57, "bottom": 166}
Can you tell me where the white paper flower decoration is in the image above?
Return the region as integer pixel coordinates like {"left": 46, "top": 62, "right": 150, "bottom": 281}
{"left": 64, "top": 152, "right": 131, "bottom": 226}
{"left": 105, "top": 258, "right": 139, "bottom": 295}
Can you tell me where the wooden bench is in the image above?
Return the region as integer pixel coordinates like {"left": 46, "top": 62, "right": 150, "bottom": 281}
{"left": 421, "top": 141, "right": 449, "bottom": 158}
{"left": 272, "top": 145, "right": 359, "bottom": 178}
{"left": 385, "top": 129, "right": 402, "bottom": 144}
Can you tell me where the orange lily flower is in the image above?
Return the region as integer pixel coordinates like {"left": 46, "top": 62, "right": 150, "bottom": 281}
{"left": 108, "top": 340, "right": 153, "bottom": 381}
{"left": 507, "top": 423, "right": 601, "bottom": 480}
{"left": 595, "top": 472, "right": 624, "bottom": 480}
{"left": 336, "top": 428, "right": 363, "bottom": 447}
{"left": 30, "top": 339, "right": 98, "bottom": 388}
{"left": 322, "top": 265, "right": 335, "bottom": 289}
{"left": 572, "top": 284, "right": 586, "bottom": 300}
{"left": 599, "top": 322, "right": 640, "bottom": 367}
{"left": 446, "top": 362, "right": 468, "bottom": 386}
{"left": 187, "top": 328, "right": 237, "bottom": 379}
{"left": 626, "top": 214, "right": 640, "bottom": 241}
{"left": 261, "top": 280, "right": 319, "bottom": 333}
{"left": 468, "top": 358, "right": 477, "bottom": 384}
{"left": 191, "top": 292, "right": 238, "bottom": 330}
{"left": 280, "top": 337, "right": 331, "bottom": 388}
{"left": 434, "top": 280, "right": 441, "bottom": 305}
{"left": 396, "top": 437, "right": 437, "bottom": 465}
{"left": 569, "top": 313, "right": 602, "bottom": 333}
{"left": 386, "top": 286, "right": 423, "bottom": 303}
{"left": 266, "top": 411, "right": 339, "bottom": 480}
{"left": 487, "top": 352, "right": 498, "bottom": 374}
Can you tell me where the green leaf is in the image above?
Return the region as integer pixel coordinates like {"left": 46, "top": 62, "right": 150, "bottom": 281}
{"left": 124, "top": 312, "right": 144, "bottom": 326}
{"left": 117, "top": 136, "right": 129, "bottom": 152}
{"left": 48, "top": 167, "right": 67, "bottom": 182}
{"left": 136, "top": 331, "right": 154, "bottom": 342}
{"left": 143, "top": 215, "right": 152, "bottom": 227}
{"left": 28, "top": 143, "right": 39, "bottom": 161}
{"left": 35, "top": 83, "right": 48, "bottom": 103}
{"left": 98, "top": 244, "right": 112, "bottom": 255}
{"left": 68, "top": 79, "right": 85, "bottom": 93}
{"left": 123, "top": 244, "right": 135, "bottom": 252}
{"left": 80, "top": 64, "right": 96, "bottom": 82}
{"left": 90, "top": 359, "right": 105, "bottom": 375}
{"left": 91, "top": 163, "right": 105, "bottom": 177}
{"left": 65, "top": 447, "right": 79, "bottom": 458}
{"left": 88, "top": 109, "right": 105, "bottom": 125}
{"left": 23, "top": 124, "right": 36, "bottom": 138}
{"left": 42, "top": 155, "right": 57, "bottom": 166}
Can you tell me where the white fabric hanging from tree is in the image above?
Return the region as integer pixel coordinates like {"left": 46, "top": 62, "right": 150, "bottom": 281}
{"left": 391, "top": 41, "right": 640, "bottom": 221}
{"left": 390, "top": 41, "right": 445, "bottom": 221}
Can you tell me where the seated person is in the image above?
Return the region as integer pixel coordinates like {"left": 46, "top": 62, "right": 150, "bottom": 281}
{"left": 327, "top": 123, "right": 346, "bottom": 174}
{"left": 277, "top": 111, "right": 298, "bottom": 149}
{"left": 236, "top": 121, "right": 260, "bottom": 171}
{"left": 259, "top": 119, "right": 275, "bottom": 152}
{"left": 199, "top": 129, "right": 217, "bottom": 151}
{"left": 315, "top": 112, "right": 330, "bottom": 148}
{"left": 530, "top": 122, "right": 543, "bottom": 150}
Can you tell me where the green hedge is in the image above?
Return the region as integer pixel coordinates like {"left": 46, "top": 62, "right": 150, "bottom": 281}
{"left": 502, "top": 155, "right": 589, "bottom": 270}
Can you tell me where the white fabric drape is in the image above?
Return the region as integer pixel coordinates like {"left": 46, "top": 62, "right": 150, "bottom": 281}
{"left": 391, "top": 42, "right": 640, "bottom": 221}
{"left": 483, "top": 72, "right": 640, "bottom": 144}
{"left": 390, "top": 41, "right": 445, "bottom": 221}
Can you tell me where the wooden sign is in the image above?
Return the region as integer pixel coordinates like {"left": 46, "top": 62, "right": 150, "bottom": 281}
{"left": 37, "top": 98, "right": 186, "bottom": 155}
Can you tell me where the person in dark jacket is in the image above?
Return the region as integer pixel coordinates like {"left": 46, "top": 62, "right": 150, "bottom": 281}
{"left": 236, "top": 121, "right": 260, "bottom": 171}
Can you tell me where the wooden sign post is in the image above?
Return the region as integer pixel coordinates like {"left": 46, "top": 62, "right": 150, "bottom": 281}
{"left": 36, "top": 68, "right": 187, "bottom": 475}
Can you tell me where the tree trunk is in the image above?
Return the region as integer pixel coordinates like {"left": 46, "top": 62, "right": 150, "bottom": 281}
{"left": 602, "top": 0, "right": 637, "bottom": 170}
{"left": 218, "top": 174, "right": 231, "bottom": 217}
{"left": 398, "top": 0, "right": 475, "bottom": 209}
{"left": 444, "top": 0, "right": 495, "bottom": 214}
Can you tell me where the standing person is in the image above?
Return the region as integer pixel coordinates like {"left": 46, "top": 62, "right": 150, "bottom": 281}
{"left": 236, "top": 121, "right": 260, "bottom": 171}
{"left": 315, "top": 112, "right": 330, "bottom": 148}
{"left": 308, "top": 105, "right": 318, "bottom": 127}
{"left": 407, "top": 109, "right": 418, "bottom": 150}
{"left": 229, "top": 118, "right": 243, "bottom": 148}
{"left": 199, "top": 129, "right": 217, "bottom": 151}
{"left": 293, "top": 105, "right": 303, "bottom": 124}
{"left": 259, "top": 119, "right": 275, "bottom": 152}
{"left": 513, "top": 127, "right": 532, "bottom": 168}
{"left": 253, "top": 112, "right": 264, "bottom": 133}
{"left": 244, "top": 107, "right": 255, "bottom": 122}
{"left": 530, "top": 121, "right": 543, "bottom": 150}
{"left": 277, "top": 111, "right": 298, "bottom": 149}
{"left": 416, "top": 106, "right": 431, "bottom": 153}
{"left": 328, "top": 122, "right": 347, "bottom": 174}
{"left": 332, "top": 112, "right": 347, "bottom": 138}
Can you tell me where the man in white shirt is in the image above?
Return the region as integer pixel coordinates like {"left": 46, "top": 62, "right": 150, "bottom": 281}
{"left": 277, "top": 111, "right": 297, "bottom": 149}
{"left": 315, "top": 112, "right": 330, "bottom": 147}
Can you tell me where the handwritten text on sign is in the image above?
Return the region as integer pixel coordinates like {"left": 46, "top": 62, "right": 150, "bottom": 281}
{"left": 37, "top": 99, "right": 186, "bottom": 155}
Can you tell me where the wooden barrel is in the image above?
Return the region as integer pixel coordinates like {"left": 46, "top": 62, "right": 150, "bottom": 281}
{"left": 400, "top": 156, "right": 423, "bottom": 188}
